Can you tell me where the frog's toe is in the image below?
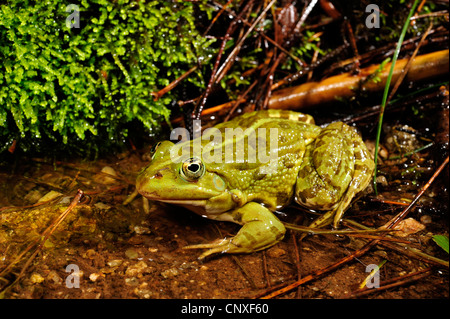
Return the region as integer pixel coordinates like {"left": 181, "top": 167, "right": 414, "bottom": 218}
{"left": 183, "top": 238, "right": 241, "bottom": 260}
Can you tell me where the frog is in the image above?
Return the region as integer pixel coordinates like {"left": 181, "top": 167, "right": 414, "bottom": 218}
{"left": 136, "top": 110, "right": 374, "bottom": 259}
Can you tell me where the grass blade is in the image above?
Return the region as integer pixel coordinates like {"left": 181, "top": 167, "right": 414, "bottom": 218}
{"left": 373, "top": 0, "right": 420, "bottom": 194}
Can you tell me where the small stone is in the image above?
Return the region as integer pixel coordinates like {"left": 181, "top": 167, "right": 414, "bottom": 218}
{"left": 161, "top": 268, "right": 179, "bottom": 279}
{"left": 94, "top": 202, "right": 111, "bottom": 210}
{"left": 420, "top": 215, "right": 432, "bottom": 224}
{"left": 376, "top": 175, "right": 388, "bottom": 186}
{"left": 134, "top": 225, "right": 151, "bottom": 235}
{"left": 394, "top": 218, "right": 426, "bottom": 237}
{"left": 125, "top": 248, "right": 139, "bottom": 259}
{"left": 267, "top": 247, "right": 286, "bottom": 258}
{"left": 24, "top": 190, "right": 43, "bottom": 204}
{"left": 125, "top": 277, "right": 139, "bottom": 286}
{"left": 47, "top": 270, "right": 62, "bottom": 284}
{"left": 107, "top": 259, "right": 123, "bottom": 267}
{"left": 89, "top": 273, "right": 103, "bottom": 282}
{"left": 134, "top": 288, "right": 153, "bottom": 299}
{"left": 125, "top": 261, "right": 148, "bottom": 276}
{"left": 84, "top": 249, "right": 97, "bottom": 259}
{"left": 38, "top": 190, "right": 64, "bottom": 203}
{"left": 100, "top": 166, "right": 118, "bottom": 184}
{"left": 30, "top": 273, "right": 44, "bottom": 284}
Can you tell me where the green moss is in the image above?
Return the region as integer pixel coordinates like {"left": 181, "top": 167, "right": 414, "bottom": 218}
{"left": 0, "top": 0, "right": 215, "bottom": 156}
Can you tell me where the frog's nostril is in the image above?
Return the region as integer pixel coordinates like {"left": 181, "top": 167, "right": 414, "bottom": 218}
{"left": 154, "top": 172, "right": 163, "bottom": 179}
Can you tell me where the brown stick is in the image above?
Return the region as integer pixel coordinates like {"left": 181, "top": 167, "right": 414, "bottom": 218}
{"left": 349, "top": 267, "right": 433, "bottom": 298}
{"left": 268, "top": 49, "right": 449, "bottom": 110}
{"left": 184, "top": 49, "right": 449, "bottom": 122}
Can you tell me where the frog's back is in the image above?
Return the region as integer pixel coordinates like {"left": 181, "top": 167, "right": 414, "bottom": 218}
{"left": 215, "top": 109, "right": 316, "bottom": 130}
{"left": 207, "top": 110, "right": 321, "bottom": 210}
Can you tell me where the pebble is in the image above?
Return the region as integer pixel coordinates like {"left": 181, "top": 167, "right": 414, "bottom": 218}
{"left": 267, "top": 247, "right": 286, "bottom": 258}
{"left": 134, "top": 225, "right": 151, "bottom": 235}
{"left": 93, "top": 166, "right": 118, "bottom": 185}
{"left": 376, "top": 175, "right": 388, "bottom": 186}
{"left": 161, "top": 268, "right": 179, "bottom": 279}
{"left": 125, "top": 261, "right": 149, "bottom": 276}
{"left": 30, "top": 273, "right": 44, "bottom": 284}
{"left": 84, "top": 249, "right": 97, "bottom": 259}
{"left": 94, "top": 202, "right": 111, "bottom": 210}
{"left": 24, "top": 190, "right": 43, "bottom": 204}
{"left": 125, "top": 277, "right": 139, "bottom": 286}
{"left": 100, "top": 166, "right": 118, "bottom": 184}
{"left": 134, "top": 288, "right": 153, "bottom": 299}
{"left": 107, "top": 259, "right": 123, "bottom": 267}
{"left": 420, "top": 215, "right": 432, "bottom": 224}
{"left": 394, "top": 218, "right": 426, "bottom": 237}
{"left": 125, "top": 248, "right": 139, "bottom": 259}
{"left": 38, "top": 190, "right": 63, "bottom": 203}
{"left": 89, "top": 273, "right": 103, "bottom": 282}
{"left": 47, "top": 270, "right": 62, "bottom": 284}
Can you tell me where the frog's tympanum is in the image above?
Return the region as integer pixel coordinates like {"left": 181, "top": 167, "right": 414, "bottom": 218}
{"left": 136, "top": 110, "right": 374, "bottom": 259}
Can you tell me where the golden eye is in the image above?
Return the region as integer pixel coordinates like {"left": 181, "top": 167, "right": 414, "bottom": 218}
{"left": 180, "top": 157, "right": 205, "bottom": 181}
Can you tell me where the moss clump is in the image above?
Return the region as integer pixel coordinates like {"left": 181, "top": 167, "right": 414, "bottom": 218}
{"left": 0, "top": 0, "right": 215, "bottom": 156}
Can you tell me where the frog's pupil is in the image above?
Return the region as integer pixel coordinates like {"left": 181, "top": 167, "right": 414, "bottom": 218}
{"left": 188, "top": 163, "right": 200, "bottom": 173}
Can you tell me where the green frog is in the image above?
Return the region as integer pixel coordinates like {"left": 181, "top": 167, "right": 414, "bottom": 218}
{"left": 136, "top": 110, "right": 374, "bottom": 259}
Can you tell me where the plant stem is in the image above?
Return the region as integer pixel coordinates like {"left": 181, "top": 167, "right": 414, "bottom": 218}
{"left": 373, "top": 0, "right": 420, "bottom": 195}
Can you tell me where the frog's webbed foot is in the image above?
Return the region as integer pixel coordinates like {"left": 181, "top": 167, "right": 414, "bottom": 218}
{"left": 183, "top": 202, "right": 285, "bottom": 260}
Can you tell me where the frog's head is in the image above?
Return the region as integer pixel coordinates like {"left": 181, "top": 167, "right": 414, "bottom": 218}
{"left": 136, "top": 141, "right": 243, "bottom": 216}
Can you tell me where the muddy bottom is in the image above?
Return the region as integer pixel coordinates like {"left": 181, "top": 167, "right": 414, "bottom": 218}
{"left": 0, "top": 151, "right": 448, "bottom": 299}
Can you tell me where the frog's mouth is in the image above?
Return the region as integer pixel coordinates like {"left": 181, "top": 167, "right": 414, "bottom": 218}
{"left": 137, "top": 190, "right": 208, "bottom": 207}
{"left": 155, "top": 198, "right": 208, "bottom": 207}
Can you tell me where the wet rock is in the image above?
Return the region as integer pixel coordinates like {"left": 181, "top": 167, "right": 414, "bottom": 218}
{"left": 98, "top": 166, "right": 118, "bottom": 184}
{"left": 46, "top": 270, "right": 63, "bottom": 285}
{"left": 125, "top": 277, "right": 139, "bottom": 286}
{"left": 267, "top": 247, "right": 286, "bottom": 258}
{"left": 125, "top": 248, "right": 139, "bottom": 260}
{"left": 420, "top": 215, "right": 432, "bottom": 224}
{"left": 24, "top": 190, "right": 43, "bottom": 204}
{"left": 30, "top": 273, "right": 44, "bottom": 284}
{"left": 107, "top": 259, "right": 123, "bottom": 268}
{"left": 125, "top": 261, "right": 150, "bottom": 277}
{"left": 89, "top": 273, "right": 104, "bottom": 282}
{"left": 134, "top": 287, "right": 153, "bottom": 299}
{"left": 37, "top": 190, "right": 63, "bottom": 203}
{"left": 394, "top": 218, "right": 426, "bottom": 237}
{"left": 161, "top": 268, "right": 179, "bottom": 279}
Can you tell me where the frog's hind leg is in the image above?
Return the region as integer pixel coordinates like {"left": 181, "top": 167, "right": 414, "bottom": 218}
{"left": 295, "top": 122, "right": 374, "bottom": 229}
{"left": 329, "top": 127, "right": 374, "bottom": 228}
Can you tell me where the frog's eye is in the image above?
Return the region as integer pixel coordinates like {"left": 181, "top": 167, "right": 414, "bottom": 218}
{"left": 150, "top": 141, "right": 162, "bottom": 159}
{"left": 180, "top": 157, "right": 205, "bottom": 181}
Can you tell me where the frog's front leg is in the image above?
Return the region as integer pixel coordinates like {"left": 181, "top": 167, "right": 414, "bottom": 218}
{"left": 184, "top": 202, "right": 285, "bottom": 260}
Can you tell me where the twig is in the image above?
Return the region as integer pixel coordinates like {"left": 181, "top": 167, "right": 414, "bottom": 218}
{"left": 343, "top": 219, "right": 449, "bottom": 267}
{"left": 256, "top": 156, "right": 448, "bottom": 299}
{"left": 0, "top": 190, "right": 84, "bottom": 297}
{"left": 349, "top": 267, "right": 433, "bottom": 298}
{"left": 291, "top": 234, "right": 302, "bottom": 298}
{"left": 214, "top": 0, "right": 278, "bottom": 84}
{"left": 150, "top": 66, "right": 198, "bottom": 101}
{"left": 193, "top": 0, "right": 254, "bottom": 119}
